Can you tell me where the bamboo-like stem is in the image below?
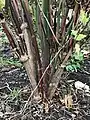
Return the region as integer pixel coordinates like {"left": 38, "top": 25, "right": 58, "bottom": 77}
{"left": 60, "top": 1, "right": 69, "bottom": 62}
{"left": 9, "top": 0, "right": 28, "bottom": 55}
{"left": 1, "top": 20, "right": 20, "bottom": 57}
{"left": 9, "top": 1, "right": 22, "bottom": 33}
{"left": 37, "top": 2, "right": 61, "bottom": 46}
{"left": 21, "top": 0, "right": 42, "bottom": 72}
{"left": 35, "top": 1, "right": 43, "bottom": 95}
{"left": 48, "top": 47, "right": 72, "bottom": 99}
{"left": 61, "top": 1, "right": 69, "bottom": 38}
{"left": 5, "top": 0, "right": 9, "bottom": 13}
{"left": 56, "top": 0, "right": 63, "bottom": 37}
{"left": 9, "top": 0, "right": 39, "bottom": 96}
{"left": 20, "top": 22, "right": 38, "bottom": 95}
{"left": 23, "top": 0, "right": 42, "bottom": 88}
{"left": 42, "top": 0, "right": 51, "bottom": 97}
{"left": 73, "top": 3, "right": 80, "bottom": 26}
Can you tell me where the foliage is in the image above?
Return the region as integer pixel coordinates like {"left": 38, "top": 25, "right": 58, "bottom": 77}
{"left": 0, "top": 0, "right": 5, "bottom": 11}
{"left": 0, "top": 57, "right": 22, "bottom": 67}
{"left": 0, "top": 27, "right": 8, "bottom": 44}
{"left": 79, "top": 9, "right": 89, "bottom": 25}
{"left": 71, "top": 30, "right": 86, "bottom": 41}
{"left": 9, "top": 88, "right": 21, "bottom": 100}
{"left": 67, "top": 9, "right": 89, "bottom": 72}
{"left": 76, "top": 34, "right": 86, "bottom": 41}
{"left": 71, "top": 9, "right": 89, "bottom": 41}
{"left": 66, "top": 51, "right": 84, "bottom": 72}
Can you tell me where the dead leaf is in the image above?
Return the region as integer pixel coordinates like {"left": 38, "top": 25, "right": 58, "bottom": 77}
{"left": 44, "top": 102, "right": 49, "bottom": 113}
{"left": 64, "top": 94, "right": 73, "bottom": 109}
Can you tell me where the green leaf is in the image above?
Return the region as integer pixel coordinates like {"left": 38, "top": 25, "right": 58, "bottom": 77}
{"left": 76, "top": 34, "right": 86, "bottom": 41}
{"left": 72, "top": 64, "right": 77, "bottom": 72}
{"left": 66, "top": 65, "right": 74, "bottom": 72}
{"left": 71, "top": 59, "right": 75, "bottom": 63}
{"left": 74, "top": 52, "right": 84, "bottom": 61}
{"left": 71, "top": 30, "right": 78, "bottom": 37}
{"left": 80, "top": 9, "right": 89, "bottom": 25}
{"left": 0, "top": 0, "right": 5, "bottom": 10}
{"left": 75, "top": 43, "right": 80, "bottom": 53}
{"left": 78, "top": 52, "right": 84, "bottom": 61}
{"left": 76, "top": 62, "right": 80, "bottom": 69}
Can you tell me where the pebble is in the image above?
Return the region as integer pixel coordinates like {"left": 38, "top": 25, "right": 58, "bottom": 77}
{"left": 0, "top": 112, "right": 3, "bottom": 118}
{"left": 19, "top": 73, "right": 25, "bottom": 77}
{"left": 1, "top": 67, "right": 11, "bottom": 72}
{"left": 5, "top": 105, "right": 11, "bottom": 112}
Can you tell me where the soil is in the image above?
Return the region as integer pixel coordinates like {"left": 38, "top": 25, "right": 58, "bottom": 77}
{"left": 0, "top": 44, "right": 90, "bottom": 120}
